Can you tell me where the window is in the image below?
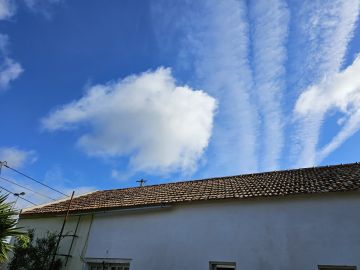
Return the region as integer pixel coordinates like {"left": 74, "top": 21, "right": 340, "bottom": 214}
{"left": 88, "top": 262, "right": 130, "bottom": 270}
{"left": 210, "top": 261, "right": 236, "bottom": 270}
{"left": 318, "top": 266, "right": 357, "bottom": 270}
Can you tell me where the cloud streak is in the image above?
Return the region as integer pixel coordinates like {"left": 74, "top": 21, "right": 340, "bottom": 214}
{"left": 0, "top": 0, "right": 15, "bottom": 20}
{"left": 42, "top": 67, "right": 217, "bottom": 175}
{"left": 181, "top": 0, "right": 259, "bottom": 176}
{"left": 0, "top": 34, "right": 23, "bottom": 91}
{"left": 249, "top": 0, "right": 289, "bottom": 171}
{"left": 296, "top": 54, "right": 360, "bottom": 163}
{"left": 292, "top": 0, "right": 360, "bottom": 167}
{"left": 0, "top": 147, "right": 37, "bottom": 168}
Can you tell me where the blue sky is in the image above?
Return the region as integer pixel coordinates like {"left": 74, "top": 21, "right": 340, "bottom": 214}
{"left": 0, "top": 0, "right": 360, "bottom": 207}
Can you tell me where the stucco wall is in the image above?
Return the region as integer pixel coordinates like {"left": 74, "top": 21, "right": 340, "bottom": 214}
{"left": 18, "top": 192, "right": 360, "bottom": 270}
{"left": 17, "top": 215, "right": 93, "bottom": 270}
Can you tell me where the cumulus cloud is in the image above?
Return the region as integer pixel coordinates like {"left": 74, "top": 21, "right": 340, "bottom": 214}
{"left": 0, "top": 34, "right": 23, "bottom": 91}
{"left": 42, "top": 67, "right": 217, "bottom": 174}
{"left": 295, "top": 54, "right": 360, "bottom": 162}
{"left": 0, "top": 0, "right": 15, "bottom": 20}
{"left": 0, "top": 147, "right": 37, "bottom": 168}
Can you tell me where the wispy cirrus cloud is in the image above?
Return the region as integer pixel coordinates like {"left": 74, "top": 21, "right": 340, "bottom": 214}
{"left": 2, "top": 165, "right": 96, "bottom": 209}
{"left": 179, "top": 0, "right": 259, "bottom": 176}
{"left": 0, "top": 147, "right": 37, "bottom": 168}
{"left": 0, "top": 34, "right": 23, "bottom": 92}
{"left": 295, "top": 54, "right": 360, "bottom": 163}
{"left": 0, "top": 0, "right": 64, "bottom": 93}
{"left": 0, "top": 0, "right": 15, "bottom": 20}
{"left": 0, "top": 2, "right": 23, "bottom": 92}
{"left": 0, "top": 57, "right": 23, "bottom": 90}
{"left": 23, "top": 0, "right": 63, "bottom": 19}
{"left": 249, "top": 0, "right": 289, "bottom": 171}
{"left": 42, "top": 67, "right": 217, "bottom": 175}
{"left": 291, "top": 0, "right": 360, "bottom": 167}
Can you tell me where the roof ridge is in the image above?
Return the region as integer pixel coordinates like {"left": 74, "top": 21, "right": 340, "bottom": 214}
{"left": 21, "top": 162, "right": 360, "bottom": 216}
{"left": 100, "top": 162, "right": 360, "bottom": 192}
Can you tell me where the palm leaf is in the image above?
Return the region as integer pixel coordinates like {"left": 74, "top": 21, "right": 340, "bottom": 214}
{"left": 0, "top": 193, "right": 29, "bottom": 263}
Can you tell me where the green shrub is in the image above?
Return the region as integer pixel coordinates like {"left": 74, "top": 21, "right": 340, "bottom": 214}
{"left": 9, "top": 229, "right": 62, "bottom": 270}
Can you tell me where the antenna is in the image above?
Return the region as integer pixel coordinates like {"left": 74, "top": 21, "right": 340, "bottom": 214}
{"left": 0, "top": 161, "right": 7, "bottom": 175}
{"left": 136, "top": 179, "right": 147, "bottom": 187}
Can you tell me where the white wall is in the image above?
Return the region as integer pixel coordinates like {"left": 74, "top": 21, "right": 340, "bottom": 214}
{"left": 17, "top": 193, "right": 360, "bottom": 270}
{"left": 17, "top": 215, "right": 93, "bottom": 270}
{"left": 84, "top": 193, "right": 360, "bottom": 270}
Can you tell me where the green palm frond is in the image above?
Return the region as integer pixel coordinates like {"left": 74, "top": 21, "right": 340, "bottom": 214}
{"left": 0, "top": 193, "right": 29, "bottom": 263}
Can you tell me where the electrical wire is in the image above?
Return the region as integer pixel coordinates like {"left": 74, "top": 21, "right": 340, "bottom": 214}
{"left": 2, "top": 164, "right": 69, "bottom": 197}
{"left": 0, "top": 176, "right": 57, "bottom": 201}
{"left": 0, "top": 185, "right": 37, "bottom": 206}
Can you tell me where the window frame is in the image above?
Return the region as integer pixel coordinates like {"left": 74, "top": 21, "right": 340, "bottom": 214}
{"left": 318, "top": 265, "right": 357, "bottom": 270}
{"left": 209, "top": 261, "right": 236, "bottom": 270}
{"left": 87, "top": 262, "right": 130, "bottom": 270}
{"left": 84, "top": 258, "right": 131, "bottom": 270}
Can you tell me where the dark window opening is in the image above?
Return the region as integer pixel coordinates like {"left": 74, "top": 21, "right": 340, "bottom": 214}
{"left": 210, "top": 261, "right": 236, "bottom": 270}
{"left": 318, "top": 265, "right": 357, "bottom": 270}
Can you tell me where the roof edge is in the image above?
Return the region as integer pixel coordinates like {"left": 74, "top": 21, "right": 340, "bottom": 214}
{"left": 21, "top": 190, "right": 98, "bottom": 214}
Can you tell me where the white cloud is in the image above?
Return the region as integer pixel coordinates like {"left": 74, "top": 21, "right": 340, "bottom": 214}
{"left": 0, "top": 34, "right": 23, "bottom": 91}
{"left": 43, "top": 166, "right": 96, "bottom": 201}
{"left": 24, "top": 0, "right": 61, "bottom": 9}
{"left": 291, "top": 0, "right": 360, "bottom": 167}
{"left": 23, "top": 0, "right": 62, "bottom": 19}
{"left": 42, "top": 67, "right": 217, "bottom": 174}
{"left": 0, "top": 0, "right": 60, "bottom": 21}
{"left": 0, "top": 0, "right": 15, "bottom": 20}
{"left": 0, "top": 58, "right": 23, "bottom": 89}
{"left": 295, "top": 54, "right": 360, "bottom": 162}
{"left": 250, "top": 0, "right": 289, "bottom": 171}
{"left": 0, "top": 147, "right": 37, "bottom": 168}
{"left": 179, "top": 0, "right": 259, "bottom": 176}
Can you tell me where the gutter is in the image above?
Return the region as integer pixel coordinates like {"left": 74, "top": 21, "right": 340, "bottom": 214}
{"left": 19, "top": 203, "right": 173, "bottom": 219}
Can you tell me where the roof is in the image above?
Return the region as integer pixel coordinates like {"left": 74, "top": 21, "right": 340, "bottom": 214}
{"left": 21, "top": 163, "right": 360, "bottom": 217}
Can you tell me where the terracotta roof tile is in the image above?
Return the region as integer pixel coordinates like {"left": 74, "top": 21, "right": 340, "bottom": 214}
{"left": 21, "top": 163, "right": 360, "bottom": 216}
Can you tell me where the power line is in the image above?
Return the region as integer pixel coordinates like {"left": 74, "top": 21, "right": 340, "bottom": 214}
{"left": 0, "top": 185, "right": 37, "bottom": 206}
{"left": 0, "top": 176, "right": 57, "bottom": 201}
{"left": 1, "top": 163, "right": 69, "bottom": 197}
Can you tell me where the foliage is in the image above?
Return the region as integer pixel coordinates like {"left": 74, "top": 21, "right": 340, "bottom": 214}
{"left": 0, "top": 194, "right": 29, "bottom": 263}
{"left": 9, "top": 229, "right": 62, "bottom": 270}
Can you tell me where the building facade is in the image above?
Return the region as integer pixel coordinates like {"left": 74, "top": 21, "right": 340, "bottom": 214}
{"left": 17, "top": 163, "right": 360, "bottom": 270}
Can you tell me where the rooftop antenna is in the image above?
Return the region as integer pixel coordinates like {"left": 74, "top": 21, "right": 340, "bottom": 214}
{"left": 136, "top": 179, "right": 147, "bottom": 187}
{"left": 0, "top": 161, "right": 7, "bottom": 175}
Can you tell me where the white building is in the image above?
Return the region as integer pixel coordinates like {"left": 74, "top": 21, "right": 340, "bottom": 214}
{"left": 17, "top": 163, "right": 360, "bottom": 270}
